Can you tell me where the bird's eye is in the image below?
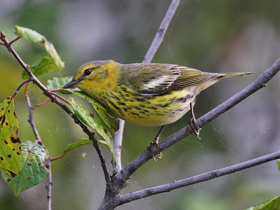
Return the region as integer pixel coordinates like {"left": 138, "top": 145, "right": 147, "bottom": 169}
{"left": 84, "top": 68, "right": 93, "bottom": 76}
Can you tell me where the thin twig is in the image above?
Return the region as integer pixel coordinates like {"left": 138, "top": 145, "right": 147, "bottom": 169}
{"left": 33, "top": 98, "right": 51, "bottom": 108}
{"left": 12, "top": 79, "right": 32, "bottom": 99}
{"left": 114, "top": 57, "right": 280, "bottom": 191}
{"left": 9, "top": 36, "right": 21, "bottom": 47}
{"left": 118, "top": 150, "right": 280, "bottom": 204}
{"left": 143, "top": 0, "right": 181, "bottom": 64}
{"left": 46, "top": 158, "right": 53, "bottom": 210}
{"left": 48, "top": 92, "right": 68, "bottom": 103}
{"left": 24, "top": 83, "right": 42, "bottom": 142}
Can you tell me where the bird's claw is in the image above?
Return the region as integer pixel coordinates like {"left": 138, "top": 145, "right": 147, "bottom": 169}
{"left": 149, "top": 141, "right": 163, "bottom": 162}
{"left": 189, "top": 118, "right": 201, "bottom": 139}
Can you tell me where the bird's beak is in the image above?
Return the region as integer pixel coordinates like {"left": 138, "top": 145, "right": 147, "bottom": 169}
{"left": 63, "top": 79, "right": 80, "bottom": 89}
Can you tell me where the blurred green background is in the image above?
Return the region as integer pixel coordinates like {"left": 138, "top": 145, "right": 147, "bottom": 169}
{"left": 1, "top": 0, "right": 280, "bottom": 209}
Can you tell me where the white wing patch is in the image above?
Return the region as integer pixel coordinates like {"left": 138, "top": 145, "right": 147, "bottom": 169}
{"left": 142, "top": 75, "right": 173, "bottom": 90}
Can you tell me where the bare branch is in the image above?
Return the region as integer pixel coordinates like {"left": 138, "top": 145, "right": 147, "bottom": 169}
{"left": 143, "top": 0, "right": 181, "bottom": 63}
{"left": 118, "top": 150, "right": 280, "bottom": 204}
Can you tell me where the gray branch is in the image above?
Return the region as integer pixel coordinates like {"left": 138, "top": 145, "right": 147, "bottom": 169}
{"left": 143, "top": 0, "right": 181, "bottom": 64}
{"left": 119, "top": 150, "right": 280, "bottom": 204}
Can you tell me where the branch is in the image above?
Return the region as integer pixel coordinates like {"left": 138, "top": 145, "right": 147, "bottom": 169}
{"left": 119, "top": 150, "right": 280, "bottom": 204}
{"left": 115, "top": 57, "right": 280, "bottom": 188}
{"left": 113, "top": 0, "right": 181, "bottom": 173}
{"left": 143, "top": 0, "right": 181, "bottom": 64}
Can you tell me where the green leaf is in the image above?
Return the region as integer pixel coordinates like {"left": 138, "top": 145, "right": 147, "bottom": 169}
{"left": 244, "top": 196, "right": 280, "bottom": 210}
{"left": 15, "top": 26, "right": 45, "bottom": 43}
{"left": 277, "top": 160, "right": 280, "bottom": 171}
{"left": 64, "top": 89, "right": 119, "bottom": 134}
{"left": 53, "top": 138, "right": 106, "bottom": 160}
{"left": 22, "top": 56, "right": 59, "bottom": 80}
{"left": 47, "top": 76, "right": 72, "bottom": 90}
{"left": 0, "top": 97, "right": 21, "bottom": 177}
{"left": 62, "top": 138, "right": 107, "bottom": 153}
{"left": 1, "top": 141, "right": 49, "bottom": 195}
{"left": 63, "top": 138, "right": 93, "bottom": 153}
{"left": 15, "top": 26, "right": 64, "bottom": 78}
{"left": 68, "top": 98, "right": 115, "bottom": 161}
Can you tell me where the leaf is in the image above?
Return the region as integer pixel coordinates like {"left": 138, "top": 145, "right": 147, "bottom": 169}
{"left": 91, "top": 103, "right": 119, "bottom": 134}
{"left": 244, "top": 196, "right": 280, "bottom": 210}
{"left": 47, "top": 76, "right": 73, "bottom": 98}
{"left": 22, "top": 57, "right": 59, "bottom": 80}
{"left": 15, "top": 26, "right": 64, "bottom": 78}
{"left": 0, "top": 97, "right": 21, "bottom": 177}
{"left": 1, "top": 141, "right": 49, "bottom": 195}
{"left": 62, "top": 138, "right": 107, "bottom": 154}
{"left": 68, "top": 98, "right": 115, "bottom": 161}
{"left": 15, "top": 26, "right": 45, "bottom": 43}
{"left": 63, "top": 138, "right": 93, "bottom": 153}
{"left": 64, "top": 89, "right": 119, "bottom": 134}
{"left": 47, "top": 76, "right": 72, "bottom": 90}
{"left": 277, "top": 160, "right": 280, "bottom": 171}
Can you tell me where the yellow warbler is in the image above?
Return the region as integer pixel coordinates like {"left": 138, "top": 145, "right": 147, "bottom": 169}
{"left": 63, "top": 60, "right": 250, "bottom": 130}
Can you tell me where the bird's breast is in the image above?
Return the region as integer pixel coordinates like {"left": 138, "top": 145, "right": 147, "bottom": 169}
{"left": 103, "top": 86, "right": 196, "bottom": 126}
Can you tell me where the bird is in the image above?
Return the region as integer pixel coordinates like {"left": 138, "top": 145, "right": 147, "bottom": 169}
{"left": 63, "top": 60, "right": 250, "bottom": 141}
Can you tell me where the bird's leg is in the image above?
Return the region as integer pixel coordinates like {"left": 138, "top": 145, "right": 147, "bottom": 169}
{"left": 150, "top": 125, "right": 165, "bottom": 161}
{"left": 153, "top": 125, "right": 165, "bottom": 144}
{"left": 189, "top": 102, "right": 201, "bottom": 139}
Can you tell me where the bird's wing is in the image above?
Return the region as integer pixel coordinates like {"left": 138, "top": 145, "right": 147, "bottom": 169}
{"left": 120, "top": 64, "right": 220, "bottom": 95}
{"left": 119, "top": 63, "right": 181, "bottom": 95}
{"left": 174, "top": 66, "right": 221, "bottom": 89}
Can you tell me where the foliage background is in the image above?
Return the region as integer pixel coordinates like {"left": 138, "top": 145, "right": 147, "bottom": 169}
{"left": 0, "top": 0, "right": 280, "bottom": 209}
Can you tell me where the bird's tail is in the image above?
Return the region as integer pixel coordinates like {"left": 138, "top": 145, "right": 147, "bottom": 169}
{"left": 223, "top": 72, "right": 252, "bottom": 78}
{"left": 198, "top": 72, "right": 252, "bottom": 92}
